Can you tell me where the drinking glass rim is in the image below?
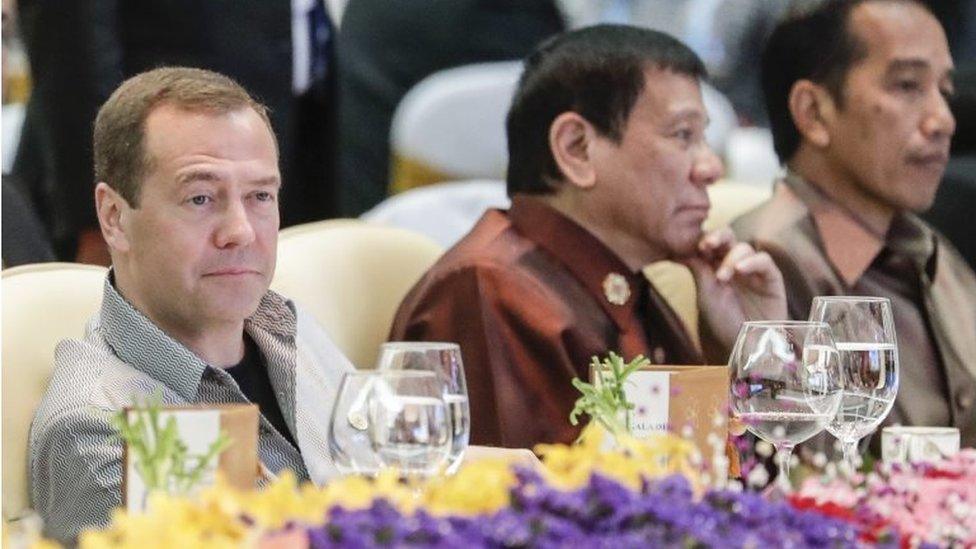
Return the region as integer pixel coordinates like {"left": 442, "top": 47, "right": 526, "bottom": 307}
{"left": 811, "top": 295, "right": 890, "bottom": 304}
{"left": 741, "top": 320, "right": 830, "bottom": 329}
{"left": 381, "top": 341, "right": 461, "bottom": 351}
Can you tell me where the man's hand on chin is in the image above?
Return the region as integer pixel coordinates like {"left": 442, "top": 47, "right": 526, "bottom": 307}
{"left": 680, "top": 228, "right": 788, "bottom": 350}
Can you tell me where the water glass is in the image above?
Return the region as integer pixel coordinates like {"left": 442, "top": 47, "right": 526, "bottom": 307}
{"left": 329, "top": 370, "right": 452, "bottom": 479}
{"left": 810, "top": 296, "right": 899, "bottom": 472}
{"left": 377, "top": 342, "right": 470, "bottom": 474}
{"left": 729, "top": 321, "right": 843, "bottom": 491}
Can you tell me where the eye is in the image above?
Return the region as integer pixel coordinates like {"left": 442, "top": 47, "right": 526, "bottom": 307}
{"left": 673, "top": 128, "right": 695, "bottom": 143}
{"left": 895, "top": 79, "right": 922, "bottom": 94}
{"left": 189, "top": 195, "right": 212, "bottom": 206}
{"left": 254, "top": 191, "right": 275, "bottom": 202}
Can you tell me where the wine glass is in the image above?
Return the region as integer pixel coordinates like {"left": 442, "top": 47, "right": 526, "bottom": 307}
{"left": 809, "top": 296, "right": 899, "bottom": 473}
{"left": 328, "top": 370, "right": 452, "bottom": 480}
{"left": 729, "top": 321, "right": 843, "bottom": 491}
{"left": 377, "top": 342, "right": 470, "bottom": 474}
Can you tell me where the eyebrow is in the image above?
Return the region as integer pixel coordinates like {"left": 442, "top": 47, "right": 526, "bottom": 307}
{"left": 176, "top": 170, "right": 281, "bottom": 188}
{"left": 176, "top": 169, "right": 223, "bottom": 186}
{"left": 886, "top": 57, "right": 955, "bottom": 78}
{"left": 667, "top": 108, "right": 709, "bottom": 126}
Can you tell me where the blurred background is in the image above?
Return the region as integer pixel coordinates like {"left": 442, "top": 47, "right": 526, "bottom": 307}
{"left": 2, "top": 0, "right": 974, "bottom": 269}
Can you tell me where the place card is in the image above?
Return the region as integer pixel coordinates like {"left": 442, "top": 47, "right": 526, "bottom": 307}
{"left": 591, "top": 364, "right": 730, "bottom": 467}
{"left": 122, "top": 403, "right": 259, "bottom": 512}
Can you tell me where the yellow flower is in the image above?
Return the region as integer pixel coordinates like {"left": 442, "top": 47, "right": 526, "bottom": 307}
{"left": 422, "top": 459, "right": 515, "bottom": 516}
{"left": 535, "top": 423, "right": 701, "bottom": 492}
{"left": 80, "top": 425, "right": 708, "bottom": 547}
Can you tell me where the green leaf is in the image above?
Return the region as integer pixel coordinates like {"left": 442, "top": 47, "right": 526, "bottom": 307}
{"left": 103, "top": 392, "right": 235, "bottom": 495}
{"left": 568, "top": 352, "right": 649, "bottom": 437}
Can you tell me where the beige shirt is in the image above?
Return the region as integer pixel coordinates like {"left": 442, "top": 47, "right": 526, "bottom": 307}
{"left": 733, "top": 174, "right": 976, "bottom": 449}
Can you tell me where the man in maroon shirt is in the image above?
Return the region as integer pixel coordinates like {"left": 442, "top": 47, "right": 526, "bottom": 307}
{"left": 390, "top": 25, "right": 786, "bottom": 448}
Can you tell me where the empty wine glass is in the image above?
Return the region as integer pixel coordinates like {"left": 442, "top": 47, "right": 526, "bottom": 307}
{"left": 810, "top": 296, "right": 899, "bottom": 473}
{"left": 377, "top": 342, "right": 470, "bottom": 474}
{"left": 729, "top": 321, "right": 843, "bottom": 491}
{"left": 328, "top": 370, "right": 452, "bottom": 480}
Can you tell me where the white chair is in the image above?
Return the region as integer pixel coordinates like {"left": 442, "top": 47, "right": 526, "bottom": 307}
{"left": 388, "top": 59, "right": 740, "bottom": 193}
{"left": 389, "top": 61, "right": 522, "bottom": 192}
{"left": 362, "top": 179, "right": 510, "bottom": 249}
{"left": 272, "top": 222, "right": 444, "bottom": 368}
{"left": 2, "top": 262, "right": 107, "bottom": 519}
{"left": 700, "top": 83, "right": 739, "bottom": 159}
{"left": 644, "top": 181, "right": 773, "bottom": 348}
{"left": 725, "top": 127, "right": 783, "bottom": 188}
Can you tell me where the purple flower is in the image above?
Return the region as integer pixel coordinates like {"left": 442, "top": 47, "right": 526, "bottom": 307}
{"left": 302, "top": 471, "right": 873, "bottom": 548}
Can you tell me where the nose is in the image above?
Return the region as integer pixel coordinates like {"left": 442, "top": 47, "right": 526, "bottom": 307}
{"left": 691, "top": 143, "right": 725, "bottom": 187}
{"left": 922, "top": 89, "right": 956, "bottom": 142}
{"left": 214, "top": 199, "right": 256, "bottom": 249}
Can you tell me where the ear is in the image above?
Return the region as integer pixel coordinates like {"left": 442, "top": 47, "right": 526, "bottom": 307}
{"left": 95, "top": 182, "right": 132, "bottom": 254}
{"left": 548, "top": 111, "right": 598, "bottom": 190}
{"left": 788, "top": 80, "right": 836, "bottom": 149}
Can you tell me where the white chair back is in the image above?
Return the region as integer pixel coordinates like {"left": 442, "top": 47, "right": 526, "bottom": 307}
{"left": 389, "top": 61, "right": 522, "bottom": 191}
{"left": 2, "top": 262, "right": 107, "bottom": 518}
{"left": 362, "top": 179, "right": 509, "bottom": 249}
{"left": 701, "top": 83, "right": 738, "bottom": 158}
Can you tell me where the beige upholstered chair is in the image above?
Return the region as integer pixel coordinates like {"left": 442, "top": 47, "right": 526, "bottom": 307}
{"left": 272, "top": 221, "right": 444, "bottom": 368}
{"left": 644, "top": 182, "right": 773, "bottom": 349}
{"left": 276, "top": 217, "right": 363, "bottom": 240}
{"left": 2, "top": 262, "right": 107, "bottom": 519}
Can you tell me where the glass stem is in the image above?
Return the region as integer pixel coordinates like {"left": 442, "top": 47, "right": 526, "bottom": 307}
{"left": 776, "top": 444, "right": 795, "bottom": 491}
{"left": 841, "top": 439, "right": 860, "bottom": 476}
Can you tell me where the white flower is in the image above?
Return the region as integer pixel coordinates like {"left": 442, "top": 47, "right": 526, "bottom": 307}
{"left": 747, "top": 465, "right": 769, "bottom": 488}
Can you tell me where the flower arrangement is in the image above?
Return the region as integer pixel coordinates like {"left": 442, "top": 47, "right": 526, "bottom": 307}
{"left": 78, "top": 422, "right": 883, "bottom": 549}
{"left": 792, "top": 449, "right": 976, "bottom": 547}
{"left": 305, "top": 469, "right": 866, "bottom": 548}
{"left": 69, "top": 353, "right": 969, "bottom": 548}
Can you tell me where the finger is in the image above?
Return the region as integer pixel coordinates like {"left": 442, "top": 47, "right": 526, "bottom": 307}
{"left": 731, "top": 251, "right": 780, "bottom": 281}
{"left": 716, "top": 242, "right": 755, "bottom": 282}
{"left": 697, "top": 228, "right": 735, "bottom": 261}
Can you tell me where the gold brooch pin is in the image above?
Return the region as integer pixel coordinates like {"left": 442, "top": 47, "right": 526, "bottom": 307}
{"left": 602, "top": 273, "right": 631, "bottom": 306}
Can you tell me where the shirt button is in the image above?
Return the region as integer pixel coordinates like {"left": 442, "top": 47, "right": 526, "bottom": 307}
{"left": 956, "top": 391, "right": 974, "bottom": 410}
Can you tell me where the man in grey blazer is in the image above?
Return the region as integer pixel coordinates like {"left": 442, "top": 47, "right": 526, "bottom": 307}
{"left": 28, "top": 67, "right": 353, "bottom": 543}
{"left": 733, "top": 0, "right": 976, "bottom": 451}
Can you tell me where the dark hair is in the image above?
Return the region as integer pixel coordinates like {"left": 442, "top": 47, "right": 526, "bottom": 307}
{"left": 762, "top": 0, "right": 930, "bottom": 163}
{"left": 505, "top": 24, "right": 706, "bottom": 196}
{"left": 93, "top": 67, "right": 275, "bottom": 207}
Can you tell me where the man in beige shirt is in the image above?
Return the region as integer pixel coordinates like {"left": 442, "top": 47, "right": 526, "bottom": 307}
{"left": 733, "top": 0, "right": 976, "bottom": 448}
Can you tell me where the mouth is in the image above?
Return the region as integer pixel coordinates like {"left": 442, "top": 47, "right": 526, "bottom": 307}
{"left": 203, "top": 268, "right": 262, "bottom": 277}
{"left": 906, "top": 151, "right": 949, "bottom": 171}
{"left": 677, "top": 204, "right": 711, "bottom": 219}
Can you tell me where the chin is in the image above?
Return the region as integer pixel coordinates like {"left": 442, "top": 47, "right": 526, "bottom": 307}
{"left": 667, "top": 237, "right": 701, "bottom": 260}
{"left": 894, "top": 188, "right": 939, "bottom": 214}
{"left": 206, "top": 293, "right": 266, "bottom": 322}
{"left": 910, "top": 196, "right": 938, "bottom": 214}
